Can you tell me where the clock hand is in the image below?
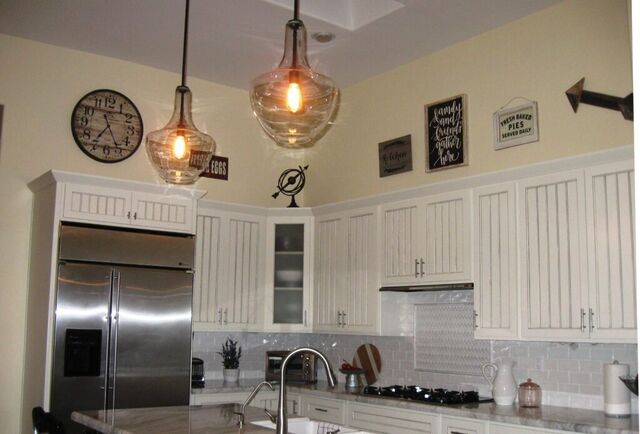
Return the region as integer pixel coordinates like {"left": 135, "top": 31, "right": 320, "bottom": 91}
{"left": 103, "top": 114, "right": 120, "bottom": 146}
{"left": 93, "top": 125, "right": 109, "bottom": 143}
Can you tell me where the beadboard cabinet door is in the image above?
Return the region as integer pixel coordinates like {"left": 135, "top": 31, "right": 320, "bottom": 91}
{"left": 343, "top": 208, "right": 379, "bottom": 334}
{"left": 219, "top": 212, "right": 265, "bottom": 330}
{"left": 585, "top": 161, "right": 636, "bottom": 341}
{"left": 192, "top": 210, "right": 225, "bottom": 328}
{"left": 130, "top": 191, "right": 193, "bottom": 232}
{"left": 518, "top": 171, "right": 589, "bottom": 340}
{"left": 314, "top": 208, "right": 379, "bottom": 335}
{"left": 419, "top": 190, "right": 472, "bottom": 283}
{"left": 473, "top": 183, "right": 518, "bottom": 340}
{"left": 314, "top": 214, "right": 346, "bottom": 333}
{"left": 193, "top": 208, "right": 265, "bottom": 332}
{"left": 380, "top": 199, "right": 420, "bottom": 285}
{"left": 62, "top": 183, "right": 132, "bottom": 225}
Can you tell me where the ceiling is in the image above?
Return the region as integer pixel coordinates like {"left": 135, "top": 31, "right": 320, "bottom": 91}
{"left": 0, "top": 0, "right": 560, "bottom": 90}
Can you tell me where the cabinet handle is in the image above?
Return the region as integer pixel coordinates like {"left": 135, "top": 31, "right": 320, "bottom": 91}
{"left": 224, "top": 308, "right": 228, "bottom": 325}
{"left": 473, "top": 310, "right": 478, "bottom": 329}
{"left": 218, "top": 308, "right": 222, "bottom": 325}
{"left": 580, "top": 308, "right": 587, "bottom": 331}
{"left": 292, "top": 400, "right": 297, "bottom": 415}
{"left": 133, "top": 212, "right": 137, "bottom": 220}
{"left": 414, "top": 259, "right": 420, "bottom": 278}
{"left": 337, "top": 310, "right": 342, "bottom": 326}
{"left": 342, "top": 311, "right": 347, "bottom": 327}
{"left": 314, "top": 407, "right": 328, "bottom": 413}
{"left": 127, "top": 211, "right": 131, "bottom": 219}
{"left": 589, "top": 308, "right": 595, "bottom": 331}
{"left": 304, "top": 310, "right": 307, "bottom": 327}
{"left": 420, "top": 258, "right": 425, "bottom": 277}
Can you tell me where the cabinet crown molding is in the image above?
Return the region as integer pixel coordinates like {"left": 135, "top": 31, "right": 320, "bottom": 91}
{"left": 28, "top": 170, "right": 207, "bottom": 200}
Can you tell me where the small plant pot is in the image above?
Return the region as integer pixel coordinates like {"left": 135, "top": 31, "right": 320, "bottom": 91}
{"left": 223, "top": 368, "right": 239, "bottom": 383}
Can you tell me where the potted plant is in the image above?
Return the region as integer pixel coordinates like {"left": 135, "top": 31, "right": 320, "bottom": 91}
{"left": 218, "top": 337, "right": 242, "bottom": 383}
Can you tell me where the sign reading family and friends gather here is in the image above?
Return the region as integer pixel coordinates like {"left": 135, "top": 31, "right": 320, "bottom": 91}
{"left": 493, "top": 100, "right": 539, "bottom": 150}
{"left": 425, "top": 94, "right": 467, "bottom": 172}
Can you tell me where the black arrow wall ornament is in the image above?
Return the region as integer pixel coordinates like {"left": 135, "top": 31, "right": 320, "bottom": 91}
{"left": 565, "top": 77, "right": 633, "bottom": 121}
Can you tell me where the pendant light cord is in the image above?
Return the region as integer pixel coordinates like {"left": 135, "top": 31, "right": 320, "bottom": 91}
{"left": 293, "top": 0, "right": 299, "bottom": 20}
{"left": 291, "top": 0, "right": 300, "bottom": 68}
{"left": 181, "top": 0, "right": 190, "bottom": 87}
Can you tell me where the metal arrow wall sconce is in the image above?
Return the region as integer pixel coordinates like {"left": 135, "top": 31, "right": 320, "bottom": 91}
{"left": 565, "top": 77, "right": 633, "bottom": 121}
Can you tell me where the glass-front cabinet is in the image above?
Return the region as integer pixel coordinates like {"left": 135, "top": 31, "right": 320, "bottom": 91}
{"left": 264, "top": 213, "right": 313, "bottom": 332}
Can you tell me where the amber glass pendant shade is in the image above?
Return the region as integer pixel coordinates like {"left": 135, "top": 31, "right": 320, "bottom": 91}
{"left": 146, "top": 86, "right": 215, "bottom": 184}
{"left": 250, "top": 17, "right": 339, "bottom": 149}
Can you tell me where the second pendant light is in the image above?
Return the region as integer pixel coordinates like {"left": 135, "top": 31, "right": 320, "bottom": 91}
{"left": 250, "top": 0, "right": 339, "bottom": 149}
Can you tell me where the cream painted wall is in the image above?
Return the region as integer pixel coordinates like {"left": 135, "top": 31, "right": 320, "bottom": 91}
{"left": 0, "top": 35, "right": 301, "bottom": 434}
{"left": 305, "top": 0, "right": 634, "bottom": 206}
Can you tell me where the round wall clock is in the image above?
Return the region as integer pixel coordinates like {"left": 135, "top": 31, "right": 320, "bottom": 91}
{"left": 71, "top": 89, "right": 144, "bottom": 163}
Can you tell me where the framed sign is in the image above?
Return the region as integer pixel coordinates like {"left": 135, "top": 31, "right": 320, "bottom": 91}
{"left": 425, "top": 94, "right": 467, "bottom": 172}
{"left": 200, "top": 155, "right": 229, "bottom": 180}
{"left": 493, "top": 101, "right": 539, "bottom": 149}
{"left": 378, "top": 134, "right": 412, "bottom": 177}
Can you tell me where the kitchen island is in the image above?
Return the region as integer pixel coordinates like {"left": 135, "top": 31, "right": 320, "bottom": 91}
{"left": 72, "top": 404, "right": 275, "bottom": 434}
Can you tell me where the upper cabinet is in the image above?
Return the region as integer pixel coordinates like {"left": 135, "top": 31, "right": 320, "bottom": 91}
{"left": 62, "top": 181, "right": 198, "bottom": 233}
{"left": 192, "top": 206, "right": 265, "bottom": 332}
{"left": 381, "top": 190, "right": 472, "bottom": 287}
{"left": 264, "top": 213, "right": 314, "bottom": 332}
{"left": 314, "top": 208, "right": 379, "bottom": 335}
{"left": 473, "top": 182, "right": 518, "bottom": 340}
{"left": 518, "top": 170, "right": 589, "bottom": 341}
{"left": 585, "top": 161, "right": 636, "bottom": 341}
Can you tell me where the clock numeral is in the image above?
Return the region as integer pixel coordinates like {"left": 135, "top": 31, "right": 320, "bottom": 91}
{"left": 119, "top": 103, "right": 123, "bottom": 114}
{"left": 127, "top": 125, "right": 135, "bottom": 136}
{"left": 82, "top": 129, "right": 91, "bottom": 140}
{"left": 106, "top": 97, "right": 116, "bottom": 109}
{"left": 125, "top": 113, "right": 133, "bottom": 124}
{"left": 103, "top": 146, "right": 111, "bottom": 156}
{"left": 94, "top": 97, "right": 103, "bottom": 108}
{"left": 84, "top": 106, "right": 94, "bottom": 117}
{"left": 80, "top": 116, "right": 89, "bottom": 127}
{"left": 123, "top": 135, "right": 131, "bottom": 147}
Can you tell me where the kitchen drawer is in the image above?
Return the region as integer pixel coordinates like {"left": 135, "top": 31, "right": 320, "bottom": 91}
{"left": 442, "top": 416, "right": 487, "bottom": 434}
{"left": 300, "top": 395, "right": 345, "bottom": 425}
{"left": 346, "top": 402, "right": 438, "bottom": 434}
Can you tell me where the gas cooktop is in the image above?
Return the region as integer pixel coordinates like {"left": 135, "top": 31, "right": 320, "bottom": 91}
{"left": 362, "top": 385, "right": 493, "bottom": 406}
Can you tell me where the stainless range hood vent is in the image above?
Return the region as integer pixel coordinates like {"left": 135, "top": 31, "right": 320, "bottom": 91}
{"left": 379, "top": 282, "right": 473, "bottom": 292}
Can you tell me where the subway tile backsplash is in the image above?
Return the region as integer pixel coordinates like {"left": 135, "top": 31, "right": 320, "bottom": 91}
{"left": 193, "top": 331, "right": 637, "bottom": 412}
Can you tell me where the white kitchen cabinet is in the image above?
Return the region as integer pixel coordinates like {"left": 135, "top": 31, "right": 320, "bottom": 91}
{"left": 192, "top": 206, "right": 265, "bottom": 332}
{"left": 380, "top": 190, "right": 472, "bottom": 287}
{"left": 264, "top": 213, "right": 314, "bottom": 332}
{"left": 300, "top": 395, "right": 345, "bottom": 425}
{"left": 442, "top": 416, "right": 487, "bottom": 434}
{"left": 314, "top": 213, "right": 346, "bottom": 332}
{"left": 257, "top": 393, "right": 301, "bottom": 416}
{"left": 490, "top": 423, "right": 572, "bottom": 434}
{"left": 313, "top": 208, "right": 379, "bottom": 334}
{"left": 585, "top": 161, "right": 636, "bottom": 341}
{"left": 63, "top": 182, "right": 197, "bottom": 233}
{"left": 519, "top": 171, "right": 589, "bottom": 340}
{"left": 380, "top": 199, "right": 420, "bottom": 285}
{"left": 473, "top": 183, "right": 518, "bottom": 340}
{"left": 346, "top": 402, "right": 439, "bottom": 434}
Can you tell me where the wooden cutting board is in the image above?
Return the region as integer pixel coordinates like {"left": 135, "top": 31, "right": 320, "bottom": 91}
{"left": 353, "top": 343, "right": 382, "bottom": 385}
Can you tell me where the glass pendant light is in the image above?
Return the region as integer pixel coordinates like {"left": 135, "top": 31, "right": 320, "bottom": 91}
{"left": 146, "top": 0, "right": 215, "bottom": 184}
{"left": 250, "top": 0, "right": 339, "bottom": 149}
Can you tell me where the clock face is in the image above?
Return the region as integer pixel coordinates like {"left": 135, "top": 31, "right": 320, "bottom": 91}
{"left": 71, "top": 89, "right": 144, "bottom": 163}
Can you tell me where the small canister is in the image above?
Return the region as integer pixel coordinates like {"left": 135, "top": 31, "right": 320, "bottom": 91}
{"left": 518, "top": 378, "right": 542, "bottom": 408}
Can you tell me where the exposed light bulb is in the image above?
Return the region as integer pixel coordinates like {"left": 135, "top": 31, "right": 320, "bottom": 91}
{"left": 173, "top": 134, "right": 187, "bottom": 159}
{"left": 286, "top": 82, "right": 302, "bottom": 113}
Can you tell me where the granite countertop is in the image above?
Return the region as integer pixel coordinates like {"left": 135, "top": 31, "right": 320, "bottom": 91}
{"left": 192, "top": 380, "right": 639, "bottom": 434}
{"left": 71, "top": 404, "right": 275, "bottom": 434}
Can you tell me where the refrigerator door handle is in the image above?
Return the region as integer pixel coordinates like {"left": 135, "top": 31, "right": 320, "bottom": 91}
{"left": 103, "top": 270, "right": 116, "bottom": 414}
{"left": 109, "top": 271, "right": 122, "bottom": 416}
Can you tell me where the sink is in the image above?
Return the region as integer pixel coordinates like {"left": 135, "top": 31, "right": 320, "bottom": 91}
{"left": 251, "top": 417, "right": 369, "bottom": 434}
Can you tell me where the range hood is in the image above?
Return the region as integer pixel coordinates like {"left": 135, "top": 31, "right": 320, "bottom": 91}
{"left": 379, "top": 282, "right": 473, "bottom": 292}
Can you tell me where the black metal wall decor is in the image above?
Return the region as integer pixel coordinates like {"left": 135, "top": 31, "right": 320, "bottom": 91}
{"left": 566, "top": 78, "right": 633, "bottom": 121}
{"left": 272, "top": 165, "right": 308, "bottom": 208}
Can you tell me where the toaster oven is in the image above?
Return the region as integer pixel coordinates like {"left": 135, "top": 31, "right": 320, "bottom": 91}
{"left": 265, "top": 350, "right": 317, "bottom": 383}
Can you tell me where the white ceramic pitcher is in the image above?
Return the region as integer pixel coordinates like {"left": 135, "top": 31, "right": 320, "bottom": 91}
{"left": 482, "top": 358, "right": 517, "bottom": 406}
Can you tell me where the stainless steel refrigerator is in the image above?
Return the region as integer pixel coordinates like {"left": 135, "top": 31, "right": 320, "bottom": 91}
{"left": 50, "top": 224, "right": 194, "bottom": 433}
